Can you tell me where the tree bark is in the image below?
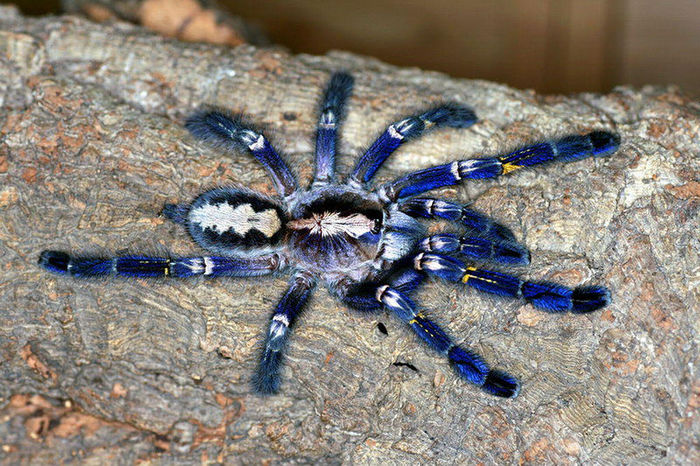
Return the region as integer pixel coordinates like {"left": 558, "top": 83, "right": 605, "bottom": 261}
{"left": 0, "top": 5, "right": 697, "bottom": 464}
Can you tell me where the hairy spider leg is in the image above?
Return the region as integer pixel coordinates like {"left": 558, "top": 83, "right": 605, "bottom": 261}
{"left": 38, "top": 251, "right": 283, "bottom": 278}
{"left": 381, "top": 131, "right": 621, "bottom": 200}
{"left": 186, "top": 111, "right": 298, "bottom": 196}
{"left": 314, "top": 72, "right": 354, "bottom": 185}
{"left": 398, "top": 197, "right": 518, "bottom": 243}
{"left": 413, "top": 252, "right": 610, "bottom": 313}
{"left": 344, "top": 284, "right": 519, "bottom": 397}
{"left": 254, "top": 273, "right": 315, "bottom": 394}
{"left": 340, "top": 266, "right": 427, "bottom": 312}
{"left": 419, "top": 233, "right": 530, "bottom": 266}
{"left": 349, "top": 104, "right": 477, "bottom": 184}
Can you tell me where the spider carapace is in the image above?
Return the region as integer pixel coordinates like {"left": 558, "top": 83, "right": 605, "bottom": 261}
{"left": 40, "top": 72, "right": 620, "bottom": 398}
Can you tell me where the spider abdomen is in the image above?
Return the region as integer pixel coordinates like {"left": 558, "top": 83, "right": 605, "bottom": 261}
{"left": 186, "top": 187, "right": 288, "bottom": 255}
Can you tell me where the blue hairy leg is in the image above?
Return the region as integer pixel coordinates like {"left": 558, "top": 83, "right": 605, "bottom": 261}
{"left": 186, "top": 111, "right": 298, "bottom": 196}
{"left": 371, "top": 285, "right": 519, "bottom": 397}
{"left": 350, "top": 103, "right": 476, "bottom": 184}
{"left": 38, "top": 251, "right": 283, "bottom": 278}
{"left": 419, "top": 233, "right": 530, "bottom": 266}
{"left": 382, "top": 131, "right": 620, "bottom": 200}
{"left": 314, "top": 72, "right": 354, "bottom": 184}
{"left": 340, "top": 266, "right": 427, "bottom": 312}
{"left": 413, "top": 252, "right": 610, "bottom": 313}
{"left": 254, "top": 273, "right": 315, "bottom": 394}
{"left": 399, "top": 197, "right": 518, "bottom": 243}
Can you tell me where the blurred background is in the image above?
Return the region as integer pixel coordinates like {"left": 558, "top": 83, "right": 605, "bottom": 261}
{"left": 13, "top": 0, "right": 700, "bottom": 96}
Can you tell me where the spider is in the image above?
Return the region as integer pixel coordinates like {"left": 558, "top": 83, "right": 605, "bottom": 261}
{"left": 39, "top": 72, "right": 620, "bottom": 398}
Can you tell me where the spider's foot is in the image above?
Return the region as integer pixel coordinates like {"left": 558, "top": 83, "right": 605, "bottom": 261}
{"left": 447, "top": 345, "right": 489, "bottom": 385}
{"left": 253, "top": 349, "right": 283, "bottom": 395}
{"left": 521, "top": 283, "right": 611, "bottom": 313}
{"left": 421, "top": 103, "right": 477, "bottom": 129}
{"left": 320, "top": 72, "right": 354, "bottom": 114}
{"left": 495, "top": 241, "right": 531, "bottom": 266}
{"left": 488, "top": 222, "right": 518, "bottom": 243}
{"left": 482, "top": 370, "right": 520, "bottom": 398}
{"left": 521, "top": 281, "right": 574, "bottom": 312}
{"left": 571, "top": 286, "right": 611, "bottom": 313}
{"left": 447, "top": 346, "right": 520, "bottom": 398}
{"left": 39, "top": 250, "right": 70, "bottom": 274}
{"left": 589, "top": 131, "right": 621, "bottom": 157}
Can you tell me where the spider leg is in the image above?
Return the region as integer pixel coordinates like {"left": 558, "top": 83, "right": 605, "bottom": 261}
{"left": 349, "top": 104, "right": 476, "bottom": 184}
{"left": 380, "top": 131, "right": 621, "bottom": 201}
{"left": 342, "top": 283, "right": 519, "bottom": 397}
{"left": 419, "top": 233, "right": 530, "bottom": 266}
{"left": 398, "top": 197, "right": 518, "bottom": 243}
{"left": 340, "top": 266, "right": 427, "bottom": 312}
{"left": 413, "top": 252, "right": 610, "bottom": 313}
{"left": 186, "top": 111, "right": 298, "bottom": 197}
{"left": 313, "top": 72, "right": 354, "bottom": 185}
{"left": 38, "top": 251, "right": 283, "bottom": 278}
{"left": 254, "top": 272, "right": 315, "bottom": 394}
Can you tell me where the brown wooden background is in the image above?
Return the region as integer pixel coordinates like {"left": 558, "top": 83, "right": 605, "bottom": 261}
{"left": 12, "top": 0, "right": 700, "bottom": 96}
{"left": 220, "top": 0, "right": 700, "bottom": 96}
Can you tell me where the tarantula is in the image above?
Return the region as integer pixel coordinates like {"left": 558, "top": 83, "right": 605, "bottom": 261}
{"left": 40, "top": 72, "right": 620, "bottom": 398}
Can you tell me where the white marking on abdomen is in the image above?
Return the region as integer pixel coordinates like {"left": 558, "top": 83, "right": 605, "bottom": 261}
{"left": 190, "top": 202, "right": 281, "bottom": 238}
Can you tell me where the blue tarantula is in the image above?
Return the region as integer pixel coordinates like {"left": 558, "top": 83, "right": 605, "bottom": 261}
{"left": 40, "top": 72, "right": 619, "bottom": 398}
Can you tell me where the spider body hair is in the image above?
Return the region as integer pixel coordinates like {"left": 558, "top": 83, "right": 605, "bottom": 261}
{"left": 40, "top": 72, "right": 620, "bottom": 399}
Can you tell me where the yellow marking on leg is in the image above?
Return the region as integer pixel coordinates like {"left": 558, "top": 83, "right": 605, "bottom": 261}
{"left": 409, "top": 313, "right": 438, "bottom": 340}
{"left": 462, "top": 267, "right": 499, "bottom": 285}
{"left": 501, "top": 163, "right": 522, "bottom": 175}
{"left": 462, "top": 266, "right": 477, "bottom": 283}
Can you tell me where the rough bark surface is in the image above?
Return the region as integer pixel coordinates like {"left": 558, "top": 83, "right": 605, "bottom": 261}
{"left": 0, "top": 6, "right": 698, "bottom": 464}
